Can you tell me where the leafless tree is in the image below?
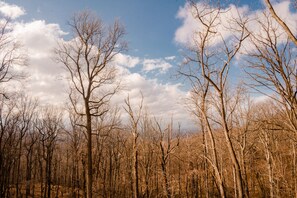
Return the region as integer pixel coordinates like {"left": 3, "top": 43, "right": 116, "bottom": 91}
{"left": 55, "top": 11, "right": 126, "bottom": 198}
{"left": 243, "top": 3, "right": 297, "bottom": 197}
{"left": 0, "top": 95, "right": 19, "bottom": 197}
{"left": 264, "top": 0, "right": 297, "bottom": 46}
{"left": 36, "top": 107, "right": 62, "bottom": 198}
{"left": 124, "top": 94, "right": 143, "bottom": 198}
{"left": 246, "top": 12, "right": 297, "bottom": 136}
{"left": 153, "top": 119, "right": 179, "bottom": 198}
{"left": 15, "top": 95, "right": 37, "bottom": 197}
{"left": 0, "top": 18, "right": 26, "bottom": 92}
{"left": 64, "top": 108, "right": 84, "bottom": 197}
{"left": 180, "top": 1, "right": 249, "bottom": 197}
{"left": 186, "top": 65, "right": 226, "bottom": 197}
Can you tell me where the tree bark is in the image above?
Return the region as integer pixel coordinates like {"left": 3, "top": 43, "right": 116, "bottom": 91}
{"left": 86, "top": 101, "right": 93, "bottom": 198}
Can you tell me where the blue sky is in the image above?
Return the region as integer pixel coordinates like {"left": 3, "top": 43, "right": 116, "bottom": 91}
{"left": 5, "top": 0, "right": 263, "bottom": 58}
{"left": 1, "top": 0, "right": 296, "bottom": 130}
{"left": 8, "top": 0, "right": 185, "bottom": 58}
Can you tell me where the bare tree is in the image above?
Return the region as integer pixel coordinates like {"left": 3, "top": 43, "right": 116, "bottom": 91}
{"left": 55, "top": 11, "right": 126, "bottom": 198}
{"left": 243, "top": 4, "right": 297, "bottom": 197}
{"left": 36, "top": 107, "right": 62, "bottom": 198}
{"left": 0, "top": 95, "right": 19, "bottom": 197}
{"left": 264, "top": 0, "right": 297, "bottom": 46}
{"left": 0, "top": 18, "right": 26, "bottom": 91}
{"left": 153, "top": 119, "right": 179, "bottom": 198}
{"left": 246, "top": 12, "right": 297, "bottom": 135}
{"left": 186, "top": 64, "right": 226, "bottom": 197}
{"left": 124, "top": 94, "right": 143, "bottom": 198}
{"left": 180, "top": 1, "right": 249, "bottom": 197}
{"left": 15, "top": 95, "right": 37, "bottom": 198}
{"left": 64, "top": 108, "right": 84, "bottom": 197}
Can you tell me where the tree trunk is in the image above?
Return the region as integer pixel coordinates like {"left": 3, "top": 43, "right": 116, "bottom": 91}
{"left": 131, "top": 132, "right": 139, "bottom": 198}
{"left": 161, "top": 159, "right": 171, "bottom": 198}
{"left": 86, "top": 108, "right": 93, "bottom": 198}
{"left": 220, "top": 93, "right": 244, "bottom": 198}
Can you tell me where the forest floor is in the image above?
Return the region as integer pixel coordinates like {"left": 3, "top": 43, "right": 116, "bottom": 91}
{"left": 9, "top": 183, "right": 84, "bottom": 198}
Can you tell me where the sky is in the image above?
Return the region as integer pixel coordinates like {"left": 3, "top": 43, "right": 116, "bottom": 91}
{"left": 1, "top": 0, "right": 296, "bottom": 130}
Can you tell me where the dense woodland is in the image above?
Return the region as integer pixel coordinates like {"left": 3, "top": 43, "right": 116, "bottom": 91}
{"left": 0, "top": 0, "right": 296, "bottom": 197}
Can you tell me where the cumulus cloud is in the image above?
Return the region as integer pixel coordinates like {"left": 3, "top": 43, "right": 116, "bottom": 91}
{"left": 175, "top": 2, "right": 250, "bottom": 47}
{"left": 113, "top": 71, "right": 194, "bottom": 129}
{"left": 114, "top": 53, "right": 140, "bottom": 68}
{"left": 2, "top": 11, "right": 194, "bottom": 129}
{"left": 175, "top": 3, "right": 199, "bottom": 46}
{"left": 142, "top": 58, "right": 172, "bottom": 73}
{"left": 13, "top": 20, "right": 67, "bottom": 59}
{"left": 0, "top": 1, "right": 198, "bottom": 130}
{"left": 7, "top": 20, "right": 68, "bottom": 105}
{"left": 254, "top": 1, "right": 297, "bottom": 39}
{"left": 114, "top": 55, "right": 174, "bottom": 74}
{"left": 0, "top": 2, "right": 25, "bottom": 19}
{"left": 114, "top": 56, "right": 174, "bottom": 74}
{"left": 175, "top": 1, "right": 296, "bottom": 50}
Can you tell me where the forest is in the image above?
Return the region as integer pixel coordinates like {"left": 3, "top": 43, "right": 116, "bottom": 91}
{"left": 0, "top": 0, "right": 296, "bottom": 197}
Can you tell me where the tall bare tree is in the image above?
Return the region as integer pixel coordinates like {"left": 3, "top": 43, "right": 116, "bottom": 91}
{"left": 0, "top": 95, "right": 19, "bottom": 197}
{"left": 36, "top": 107, "right": 62, "bottom": 198}
{"left": 246, "top": 12, "right": 297, "bottom": 135}
{"left": 180, "top": 1, "right": 249, "bottom": 197}
{"left": 245, "top": 10, "right": 297, "bottom": 197}
{"left": 15, "top": 95, "right": 37, "bottom": 198}
{"left": 55, "top": 11, "right": 126, "bottom": 198}
{"left": 153, "top": 119, "right": 179, "bottom": 198}
{"left": 124, "top": 94, "right": 143, "bottom": 198}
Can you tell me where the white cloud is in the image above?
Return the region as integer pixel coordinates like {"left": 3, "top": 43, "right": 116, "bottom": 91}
{"left": 7, "top": 20, "right": 68, "bottom": 105}
{"left": 0, "top": 2, "right": 25, "bottom": 19}
{"left": 175, "top": 2, "right": 250, "bottom": 47}
{"left": 175, "top": 3, "right": 199, "bottom": 46}
{"left": 258, "top": 1, "right": 296, "bottom": 39}
{"left": 13, "top": 20, "right": 67, "bottom": 59}
{"left": 142, "top": 58, "right": 172, "bottom": 73}
{"left": 165, "top": 56, "right": 176, "bottom": 61}
{"left": 3, "top": 16, "right": 194, "bottom": 130}
{"left": 114, "top": 53, "right": 140, "bottom": 68}
{"left": 114, "top": 55, "right": 174, "bottom": 73}
{"left": 175, "top": 1, "right": 297, "bottom": 50}
{"left": 113, "top": 71, "right": 195, "bottom": 129}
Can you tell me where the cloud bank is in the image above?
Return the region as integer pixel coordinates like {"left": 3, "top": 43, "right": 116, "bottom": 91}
{"left": 0, "top": 2, "right": 25, "bottom": 19}
{"left": 2, "top": 2, "right": 195, "bottom": 130}
{"left": 175, "top": 1, "right": 297, "bottom": 49}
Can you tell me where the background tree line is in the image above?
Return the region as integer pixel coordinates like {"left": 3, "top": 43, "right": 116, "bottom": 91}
{"left": 0, "top": 0, "right": 296, "bottom": 197}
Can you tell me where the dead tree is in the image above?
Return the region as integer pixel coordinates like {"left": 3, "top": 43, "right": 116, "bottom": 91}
{"left": 64, "top": 108, "right": 84, "bottom": 196}
{"left": 244, "top": 4, "right": 297, "bottom": 197}
{"left": 246, "top": 12, "right": 297, "bottom": 136}
{"left": 55, "top": 11, "right": 126, "bottom": 198}
{"left": 124, "top": 94, "right": 143, "bottom": 198}
{"left": 36, "top": 107, "right": 62, "bottom": 198}
{"left": 153, "top": 119, "right": 179, "bottom": 198}
{"left": 0, "top": 18, "right": 26, "bottom": 91}
{"left": 0, "top": 96, "right": 19, "bottom": 197}
{"left": 24, "top": 127, "right": 38, "bottom": 198}
{"left": 264, "top": 0, "right": 297, "bottom": 46}
{"left": 15, "top": 95, "right": 37, "bottom": 198}
{"left": 180, "top": 1, "right": 249, "bottom": 197}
